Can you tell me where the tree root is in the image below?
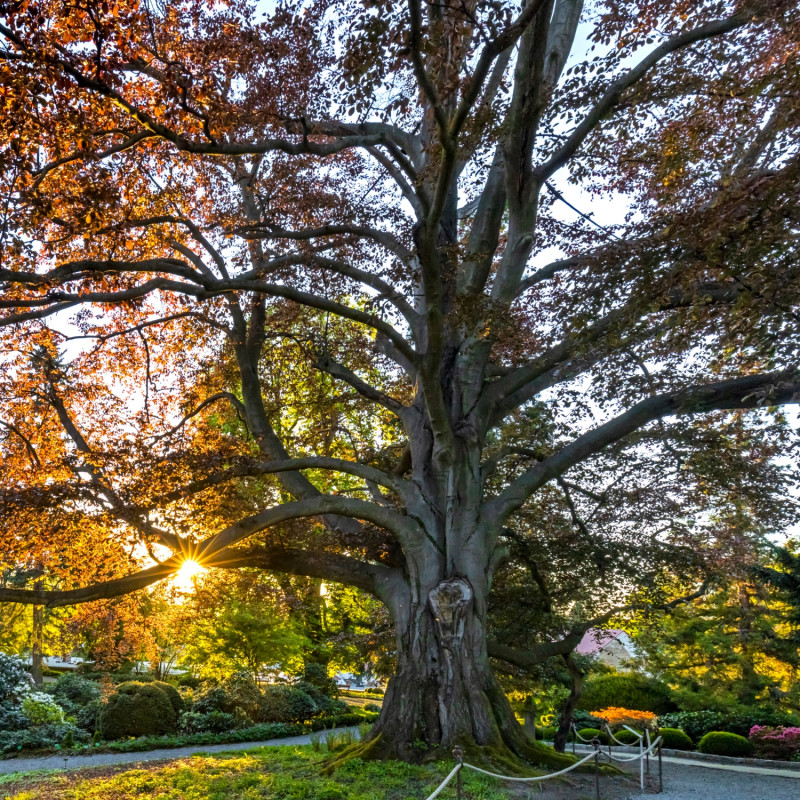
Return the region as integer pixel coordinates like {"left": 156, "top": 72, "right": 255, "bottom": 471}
{"left": 322, "top": 732, "right": 620, "bottom": 777}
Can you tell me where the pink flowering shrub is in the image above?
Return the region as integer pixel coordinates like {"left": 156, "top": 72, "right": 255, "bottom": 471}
{"left": 748, "top": 726, "right": 800, "bottom": 761}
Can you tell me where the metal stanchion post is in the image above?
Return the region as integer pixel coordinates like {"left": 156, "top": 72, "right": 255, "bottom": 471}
{"left": 639, "top": 745, "right": 644, "bottom": 791}
{"left": 593, "top": 740, "right": 601, "bottom": 800}
{"left": 453, "top": 747, "right": 463, "bottom": 800}
{"left": 658, "top": 740, "right": 663, "bottom": 793}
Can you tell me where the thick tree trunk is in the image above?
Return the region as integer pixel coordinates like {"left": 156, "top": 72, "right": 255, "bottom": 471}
{"left": 361, "top": 577, "right": 570, "bottom": 767}
{"left": 554, "top": 654, "right": 584, "bottom": 752}
{"left": 31, "top": 598, "right": 44, "bottom": 686}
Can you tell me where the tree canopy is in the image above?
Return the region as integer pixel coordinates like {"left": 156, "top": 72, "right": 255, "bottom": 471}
{"left": 1, "top": 0, "right": 799, "bottom": 763}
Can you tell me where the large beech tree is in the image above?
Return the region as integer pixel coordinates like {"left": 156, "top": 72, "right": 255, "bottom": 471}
{"left": 1, "top": 0, "right": 799, "bottom": 762}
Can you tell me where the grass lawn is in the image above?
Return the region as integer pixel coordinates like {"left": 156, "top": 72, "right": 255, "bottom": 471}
{"left": 340, "top": 694, "right": 383, "bottom": 711}
{"left": 0, "top": 744, "right": 611, "bottom": 800}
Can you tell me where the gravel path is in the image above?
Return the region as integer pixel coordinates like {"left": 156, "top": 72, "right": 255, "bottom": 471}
{"left": 0, "top": 729, "right": 358, "bottom": 776}
{"left": 622, "top": 757, "right": 800, "bottom": 800}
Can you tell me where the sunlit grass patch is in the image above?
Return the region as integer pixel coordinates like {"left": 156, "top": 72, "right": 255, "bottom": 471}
{"left": 1, "top": 745, "right": 530, "bottom": 800}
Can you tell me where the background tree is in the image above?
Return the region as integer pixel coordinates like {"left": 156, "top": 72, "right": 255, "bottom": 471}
{"left": 0, "top": 0, "right": 799, "bottom": 764}
{"left": 184, "top": 570, "right": 309, "bottom": 682}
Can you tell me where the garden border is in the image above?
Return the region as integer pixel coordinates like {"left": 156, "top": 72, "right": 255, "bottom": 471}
{"left": 572, "top": 742, "right": 800, "bottom": 771}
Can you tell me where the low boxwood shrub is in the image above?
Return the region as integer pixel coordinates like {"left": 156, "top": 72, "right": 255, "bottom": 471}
{"left": 697, "top": 731, "right": 754, "bottom": 757}
{"left": 612, "top": 728, "right": 642, "bottom": 745}
{"left": 576, "top": 727, "right": 609, "bottom": 744}
{"left": 99, "top": 682, "right": 176, "bottom": 739}
{"left": 578, "top": 673, "right": 676, "bottom": 715}
{"left": 658, "top": 727, "right": 693, "bottom": 751}
{"left": 659, "top": 710, "right": 799, "bottom": 742}
{"left": 152, "top": 681, "right": 185, "bottom": 715}
{"left": 179, "top": 710, "right": 237, "bottom": 734}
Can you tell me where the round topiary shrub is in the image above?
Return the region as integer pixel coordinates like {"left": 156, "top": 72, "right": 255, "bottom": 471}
{"left": 697, "top": 731, "right": 754, "bottom": 757}
{"left": 98, "top": 682, "right": 176, "bottom": 740}
{"left": 578, "top": 673, "right": 676, "bottom": 715}
{"left": 192, "top": 686, "right": 229, "bottom": 714}
{"left": 259, "top": 685, "right": 317, "bottom": 723}
{"left": 577, "top": 727, "right": 609, "bottom": 744}
{"left": 612, "top": 728, "right": 642, "bottom": 745}
{"left": 658, "top": 727, "right": 694, "bottom": 750}
{"left": 152, "top": 681, "right": 185, "bottom": 715}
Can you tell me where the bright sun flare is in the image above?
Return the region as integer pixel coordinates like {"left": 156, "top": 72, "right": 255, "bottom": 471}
{"left": 172, "top": 558, "right": 205, "bottom": 592}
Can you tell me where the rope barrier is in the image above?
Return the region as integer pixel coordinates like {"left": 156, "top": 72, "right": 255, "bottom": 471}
{"left": 422, "top": 762, "right": 462, "bottom": 800}
{"left": 600, "top": 736, "right": 662, "bottom": 763}
{"left": 462, "top": 748, "right": 598, "bottom": 782}
{"left": 603, "top": 723, "right": 644, "bottom": 746}
{"left": 421, "top": 734, "right": 665, "bottom": 800}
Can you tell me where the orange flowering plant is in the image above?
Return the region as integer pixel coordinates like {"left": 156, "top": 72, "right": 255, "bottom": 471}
{"left": 595, "top": 708, "right": 657, "bottom": 730}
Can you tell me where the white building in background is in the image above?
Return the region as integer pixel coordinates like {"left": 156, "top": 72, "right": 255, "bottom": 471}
{"left": 575, "top": 629, "right": 638, "bottom": 670}
{"left": 334, "top": 671, "right": 384, "bottom": 691}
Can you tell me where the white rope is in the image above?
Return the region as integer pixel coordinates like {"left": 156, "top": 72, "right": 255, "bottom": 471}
{"left": 622, "top": 725, "right": 644, "bottom": 739}
{"left": 604, "top": 724, "right": 636, "bottom": 746}
{"left": 461, "top": 749, "right": 598, "bottom": 782}
{"left": 572, "top": 726, "right": 595, "bottom": 743}
{"left": 422, "top": 763, "right": 462, "bottom": 800}
{"left": 600, "top": 736, "right": 662, "bottom": 763}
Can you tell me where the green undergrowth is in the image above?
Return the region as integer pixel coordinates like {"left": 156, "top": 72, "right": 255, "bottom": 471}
{"left": 1, "top": 714, "right": 378, "bottom": 761}
{"left": 1, "top": 745, "right": 529, "bottom": 800}
{"left": 324, "top": 732, "right": 616, "bottom": 779}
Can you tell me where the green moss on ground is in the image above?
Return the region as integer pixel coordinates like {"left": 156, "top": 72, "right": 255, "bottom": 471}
{"left": 0, "top": 743, "right": 629, "bottom": 800}
{"left": 1, "top": 746, "right": 523, "bottom": 800}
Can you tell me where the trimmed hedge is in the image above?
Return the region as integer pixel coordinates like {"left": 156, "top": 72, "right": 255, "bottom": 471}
{"left": 697, "top": 731, "right": 754, "bottom": 757}
{"left": 658, "top": 727, "right": 693, "bottom": 751}
{"left": 658, "top": 709, "right": 799, "bottom": 742}
{"left": 152, "top": 681, "right": 185, "bottom": 715}
{"left": 1, "top": 711, "right": 378, "bottom": 757}
{"left": 99, "top": 682, "right": 176, "bottom": 739}
{"left": 179, "top": 710, "right": 237, "bottom": 734}
{"left": 578, "top": 674, "right": 676, "bottom": 715}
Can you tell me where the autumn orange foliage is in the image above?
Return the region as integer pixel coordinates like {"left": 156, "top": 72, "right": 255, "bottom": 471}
{"left": 595, "top": 707, "right": 657, "bottom": 729}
